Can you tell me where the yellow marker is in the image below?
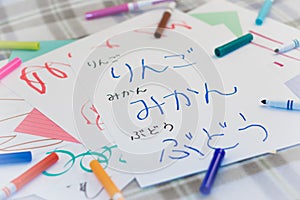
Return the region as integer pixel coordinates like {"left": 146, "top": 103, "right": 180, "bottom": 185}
{"left": 90, "top": 160, "right": 125, "bottom": 200}
{"left": 0, "top": 41, "right": 40, "bottom": 50}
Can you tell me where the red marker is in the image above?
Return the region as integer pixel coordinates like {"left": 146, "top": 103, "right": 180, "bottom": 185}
{"left": 0, "top": 152, "right": 59, "bottom": 199}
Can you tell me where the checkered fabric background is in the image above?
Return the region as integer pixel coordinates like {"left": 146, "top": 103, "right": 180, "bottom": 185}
{"left": 1, "top": 0, "right": 300, "bottom": 199}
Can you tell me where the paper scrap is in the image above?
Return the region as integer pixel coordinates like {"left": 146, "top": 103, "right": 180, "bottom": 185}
{"left": 15, "top": 108, "right": 80, "bottom": 143}
{"left": 190, "top": 11, "right": 243, "bottom": 37}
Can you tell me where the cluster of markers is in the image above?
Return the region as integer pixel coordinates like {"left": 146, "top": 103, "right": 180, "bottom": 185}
{"left": 85, "top": 0, "right": 176, "bottom": 39}
{"left": 202, "top": 0, "right": 300, "bottom": 194}
{"left": 0, "top": 0, "right": 176, "bottom": 81}
{"left": 0, "top": 152, "right": 124, "bottom": 200}
{"left": 205, "top": 0, "right": 300, "bottom": 195}
{"left": 217, "top": 31, "right": 300, "bottom": 58}
{"left": 215, "top": 0, "right": 300, "bottom": 57}
{"left": 198, "top": 99, "right": 300, "bottom": 195}
{"left": 0, "top": 40, "right": 40, "bottom": 80}
{"left": 1, "top": 0, "right": 300, "bottom": 198}
{"left": 0, "top": 152, "right": 57, "bottom": 199}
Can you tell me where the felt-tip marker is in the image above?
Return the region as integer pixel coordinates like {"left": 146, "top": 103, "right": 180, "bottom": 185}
{"left": 274, "top": 39, "right": 300, "bottom": 53}
{"left": 200, "top": 148, "right": 225, "bottom": 195}
{"left": 214, "top": 33, "right": 253, "bottom": 57}
{"left": 154, "top": 2, "right": 176, "bottom": 38}
{"left": 0, "top": 58, "right": 22, "bottom": 80}
{"left": 0, "top": 152, "right": 32, "bottom": 165}
{"left": 0, "top": 152, "right": 58, "bottom": 200}
{"left": 255, "top": 0, "right": 274, "bottom": 25}
{"left": 85, "top": 0, "right": 174, "bottom": 20}
{"left": 261, "top": 99, "right": 300, "bottom": 111}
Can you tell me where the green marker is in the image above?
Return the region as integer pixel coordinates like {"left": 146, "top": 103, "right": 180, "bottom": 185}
{"left": 0, "top": 41, "right": 40, "bottom": 50}
{"left": 214, "top": 33, "right": 253, "bottom": 57}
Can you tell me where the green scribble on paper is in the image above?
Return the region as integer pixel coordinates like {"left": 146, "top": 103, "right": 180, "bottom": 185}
{"left": 190, "top": 11, "right": 243, "bottom": 37}
{"left": 119, "top": 155, "right": 127, "bottom": 163}
{"left": 42, "top": 145, "right": 118, "bottom": 176}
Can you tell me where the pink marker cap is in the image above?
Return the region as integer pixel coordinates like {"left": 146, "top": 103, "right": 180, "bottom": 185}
{"left": 0, "top": 57, "right": 22, "bottom": 80}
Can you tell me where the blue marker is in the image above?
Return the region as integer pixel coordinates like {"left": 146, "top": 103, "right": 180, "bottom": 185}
{"left": 255, "top": 0, "right": 274, "bottom": 25}
{"left": 0, "top": 151, "right": 32, "bottom": 165}
{"left": 261, "top": 99, "right": 300, "bottom": 111}
{"left": 200, "top": 148, "right": 225, "bottom": 195}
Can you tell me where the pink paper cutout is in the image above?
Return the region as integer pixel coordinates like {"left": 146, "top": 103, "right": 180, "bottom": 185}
{"left": 15, "top": 108, "right": 80, "bottom": 143}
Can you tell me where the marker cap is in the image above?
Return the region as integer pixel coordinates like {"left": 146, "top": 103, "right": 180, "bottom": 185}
{"left": 0, "top": 151, "right": 32, "bottom": 165}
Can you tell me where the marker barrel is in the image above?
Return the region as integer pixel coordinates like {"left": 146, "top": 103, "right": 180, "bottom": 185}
{"left": 90, "top": 160, "right": 124, "bottom": 200}
{"left": 0, "top": 152, "right": 32, "bottom": 165}
{"left": 200, "top": 148, "right": 225, "bottom": 195}
{"left": 214, "top": 33, "right": 253, "bottom": 57}
{"left": 0, "top": 41, "right": 39, "bottom": 50}
{"left": 0, "top": 58, "right": 22, "bottom": 80}
{"left": 85, "top": 0, "right": 173, "bottom": 20}
{"left": 255, "top": 0, "right": 273, "bottom": 25}
{"left": 0, "top": 152, "right": 58, "bottom": 199}
{"left": 85, "top": 3, "right": 128, "bottom": 20}
{"left": 275, "top": 39, "right": 300, "bottom": 53}
{"left": 154, "top": 2, "right": 176, "bottom": 38}
{"left": 12, "top": 152, "right": 58, "bottom": 189}
{"left": 264, "top": 100, "right": 300, "bottom": 110}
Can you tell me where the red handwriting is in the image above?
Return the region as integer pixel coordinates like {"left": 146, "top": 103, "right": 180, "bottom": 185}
{"left": 274, "top": 61, "right": 284, "bottom": 67}
{"left": 134, "top": 20, "right": 192, "bottom": 36}
{"left": 20, "top": 62, "right": 70, "bottom": 94}
{"left": 95, "top": 20, "right": 192, "bottom": 49}
{"left": 165, "top": 20, "right": 192, "bottom": 30}
{"left": 105, "top": 39, "right": 120, "bottom": 48}
{"left": 95, "top": 39, "right": 120, "bottom": 49}
{"left": 80, "top": 101, "right": 104, "bottom": 131}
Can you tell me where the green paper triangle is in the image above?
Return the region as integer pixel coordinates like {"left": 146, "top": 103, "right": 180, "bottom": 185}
{"left": 190, "top": 11, "right": 243, "bottom": 37}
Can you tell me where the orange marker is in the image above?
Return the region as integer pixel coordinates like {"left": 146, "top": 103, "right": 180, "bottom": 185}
{"left": 90, "top": 160, "right": 125, "bottom": 200}
{"left": 154, "top": 1, "right": 176, "bottom": 38}
{"left": 0, "top": 152, "right": 58, "bottom": 200}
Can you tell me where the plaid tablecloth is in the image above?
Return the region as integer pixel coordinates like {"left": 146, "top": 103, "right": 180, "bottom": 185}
{"left": 1, "top": 0, "right": 300, "bottom": 199}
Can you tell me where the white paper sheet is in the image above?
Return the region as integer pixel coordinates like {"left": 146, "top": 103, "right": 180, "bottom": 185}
{"left": 135, "top": 1, "right": 300, "bottom": 187}
{"left": 0, "top": 142, "right": 133, "bottom": 200}
{"left": 0, "top": 60, "right": 133, "bottom": 199}
{"left": 2, "top": 4, "right": 300, "bottom": 189}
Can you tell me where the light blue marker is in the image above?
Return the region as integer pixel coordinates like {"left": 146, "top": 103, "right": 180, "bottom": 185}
{"left": 274, "top": 39, "right": 300, "bottom": 53}
{"left": 255, "top": 0, "right": 274, "bottom": 25}
{"left": 261, "top": 99, "right": 300, "bottom": 111}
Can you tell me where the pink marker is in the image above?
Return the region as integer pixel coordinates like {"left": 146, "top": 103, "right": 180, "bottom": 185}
{"left": 85, "top": 0, "right": 174, "bottom": 20}
{"left": 0, "top": 57, "right": 22, "bottom": 80}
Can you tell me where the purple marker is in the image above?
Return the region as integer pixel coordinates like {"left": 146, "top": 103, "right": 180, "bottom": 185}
{"left": 85, "top": 0, "right": 174, "bottom": 20}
